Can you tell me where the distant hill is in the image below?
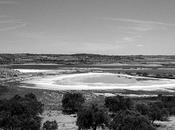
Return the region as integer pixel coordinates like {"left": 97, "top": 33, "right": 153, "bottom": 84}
{"left": 0, "top": 53, "right": 175, "bottom": 66}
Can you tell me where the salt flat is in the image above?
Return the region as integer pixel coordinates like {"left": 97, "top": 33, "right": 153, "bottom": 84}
{"left": 19, "top": 72, "right": 175, "bottom": 91}
{"left": 15, "top": 69, "right": 52, "bottom": 73}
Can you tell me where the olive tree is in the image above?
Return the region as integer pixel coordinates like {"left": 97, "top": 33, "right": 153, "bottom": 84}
{"left": 110, "top": 110, "right": 155, "bottom": 130}
{"left": 43, "top": 120, "right": 58, "bottom": 130}
{"left": 135, "top": 103, "right": 149, "bottom": 116}
{"left": 62, "top": 92, "right": 85, "bottom": 114}
{"left": 105, "top": 95, "right": 133, "bottom": 113}
{"left": 148, "top": 102, "right": 169, "bottom": 123}
{"left": 77, "top": 103, "right": 109, "bottom": 130}
{"left": 0, "top": 93, "right": 43, "bottom": 130}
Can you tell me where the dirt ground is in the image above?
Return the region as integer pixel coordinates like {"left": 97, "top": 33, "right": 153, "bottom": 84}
{"left": 156, "top": 116, "right": 175, "bottom": 130}
{"left": 41, "top": 110, "right": 78, "bottom": 130}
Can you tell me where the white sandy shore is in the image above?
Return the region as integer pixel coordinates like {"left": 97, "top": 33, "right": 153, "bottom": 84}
{"left": 20, "top": 72, "right": 175, "bottom": 91}
{"left": 15, "top": 69, "right": 77, "bottom": 74}
{"left": 15, "top": 69, "right": 52, "bottom": 73}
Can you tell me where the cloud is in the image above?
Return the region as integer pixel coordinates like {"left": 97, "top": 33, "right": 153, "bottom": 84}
{"left": 0, "top": 15, "right": 9, "bottom": 18}
{"left": 100, "top": 17, "right": 175, "bottom": 34}
{"left": 116, "top": 35, "right": 142, "bottom": 44}
{"left": 0, "top": 16, "right": 26, "bottom": 31}
{"left": 102, "top": 17, "right": 175, "bottom": 26}
{"left": 0, "top": 1, "right": 17, "bottom": 4}
{"left": 0, "top": 20, "right": 23, "bottom": 24}
{"left": 122, "top": 36, "right": 138, "bottom": 42}
{"left": 0, "top": 22, "right": 26, "bottom": 31}
{"left": 136, "top": 44, "right": 144, "bottom": 47}
{"left": 100, "top": 17, "right": 175, "bottom": 47}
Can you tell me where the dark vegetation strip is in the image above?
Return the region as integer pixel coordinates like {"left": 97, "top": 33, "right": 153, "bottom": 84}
{"left": 1, "top": 88, "right": 175, "bottom": 130}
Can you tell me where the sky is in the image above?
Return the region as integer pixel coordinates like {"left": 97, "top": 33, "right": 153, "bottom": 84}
{"left": 0, "top": 0, "right": 175, "bottom": 55}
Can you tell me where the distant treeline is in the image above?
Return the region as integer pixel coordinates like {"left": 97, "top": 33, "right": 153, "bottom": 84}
{"left": 0, "top": 53, "right": 175, "bottom": 65}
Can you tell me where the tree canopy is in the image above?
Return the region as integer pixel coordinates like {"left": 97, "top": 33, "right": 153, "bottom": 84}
{"left": 135, "top": 103, "right": 149, "bottom": 116}
{"left": 110, "top": 110, "right": 155, "bottom": 130}
{"left": 105, "top": 95, "right": 133, "bottom": 113}
{"left": 0, "top": 93, "right": 43, "bottom": 130}
{"left": 148, "top": 101, "right": 169, "bottom": 123}
{"left": 77, "top": 103, "right": 109, "bottom": 130}
{"left": 62, "top": 92, "right": 85, "bottom": 114}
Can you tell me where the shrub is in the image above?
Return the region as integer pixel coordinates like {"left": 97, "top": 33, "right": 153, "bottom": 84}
{"left": 77, "top": 103, "right": 109, "bottom": 130}
{"left": 160, "top": 96, "right": 175, "bottom": 115}
{"left": 110, "top": 110, "right": 155, "bottom": 130}
{"left": 62, "top": 92, "right": 85, "bottom": 114}
{"left": 0, "top": 93, "right": 43, "bottom": 130}
{"left": 148, "top": 101, "right": 169, "bottom": 123}
{"left": 43, "top": 120, "right": 58, "bottom": 130}
{"left": 135, "top": 103, "right": 149, "bottom": 116}
{"left": 105, "top": 95, "right": 133, "bottom": 113}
